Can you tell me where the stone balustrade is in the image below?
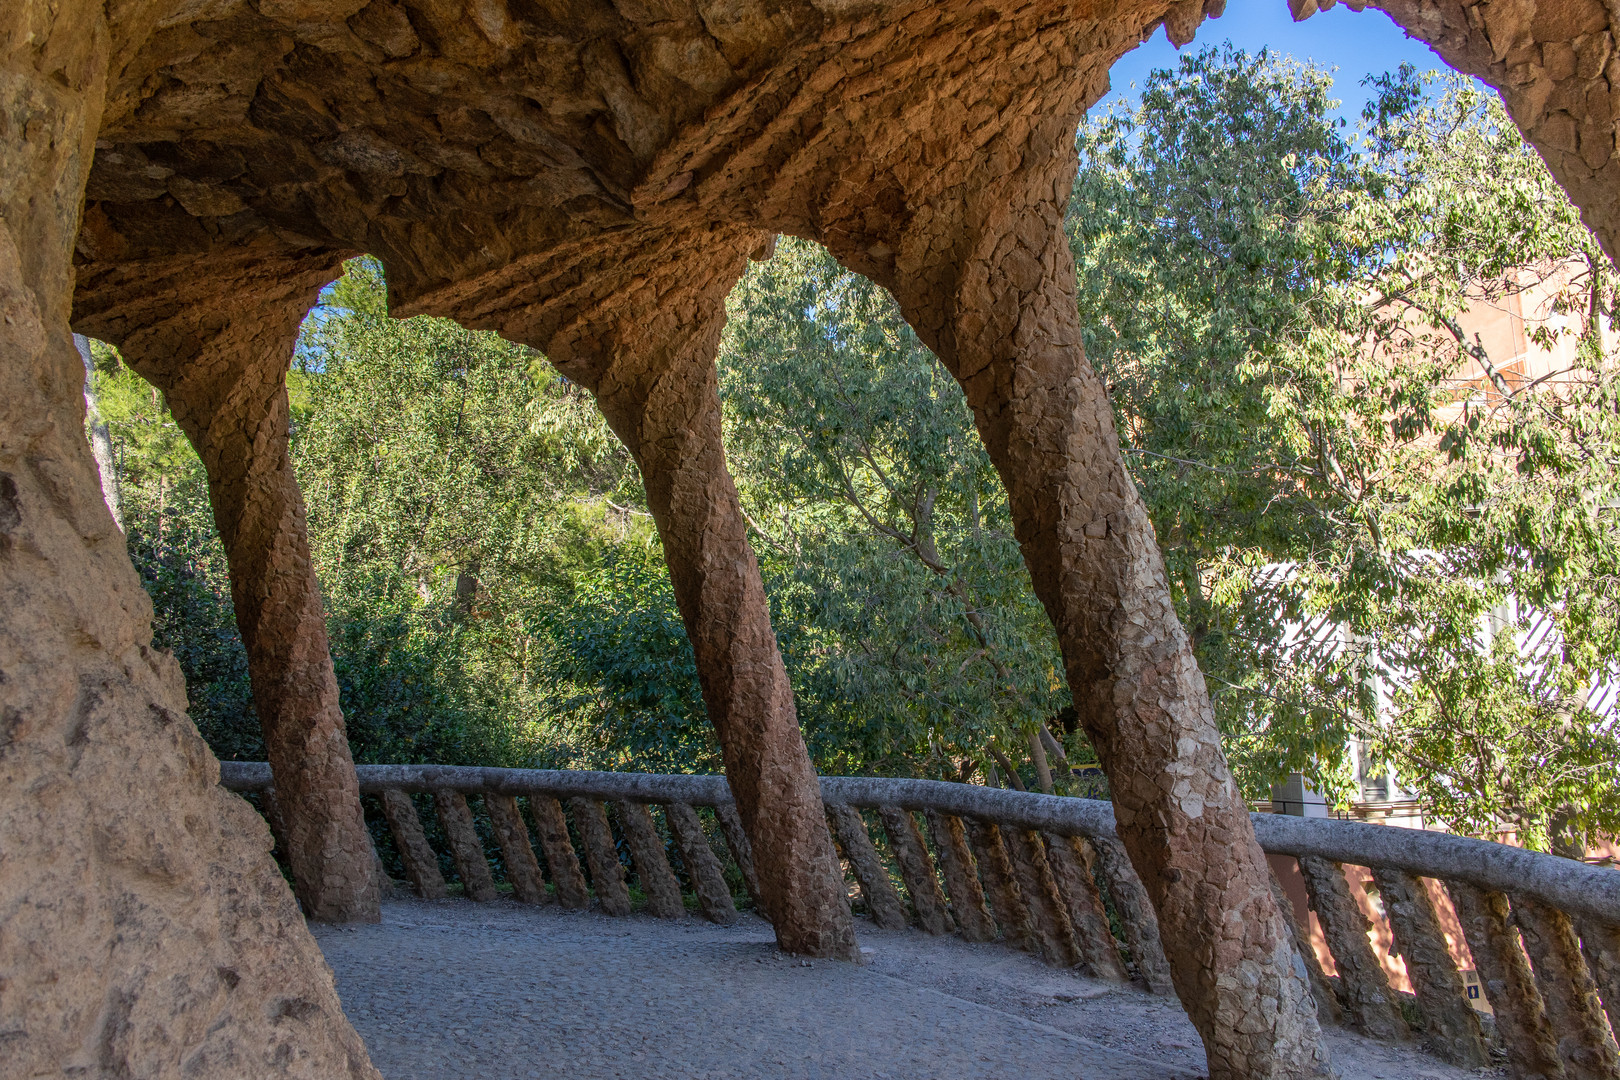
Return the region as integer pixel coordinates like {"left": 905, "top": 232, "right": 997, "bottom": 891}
{"left": 223, "top": 763, "right": 1620, "bottom": 1076}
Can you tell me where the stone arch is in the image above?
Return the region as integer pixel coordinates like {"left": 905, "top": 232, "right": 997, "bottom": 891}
{"left": 7, "top": 0, "right": 1620, "bottom": 1074}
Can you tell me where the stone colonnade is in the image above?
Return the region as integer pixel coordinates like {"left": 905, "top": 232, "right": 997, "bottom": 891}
{"left": 7, "top": 0, "right": 1620, "bottom": 1076}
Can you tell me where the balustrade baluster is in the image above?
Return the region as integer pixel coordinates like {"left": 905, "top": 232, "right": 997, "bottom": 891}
{"left": 826, "top": 803, "right": 907, "bottom": 930}
{"left": 1372, "top": 867, "right": 1489, "bottom": 1066}
{"left": 1514, "top": 897, "right": 1620, "bottom": 1080}
{"left": 965, "top": 819, "right": 1034, "bottom": 952}
{"left": 1001, "top": 826, "right": 1081, "bottom": 967}
{"left": 570, "top": 798, "right": 631, "bottom": 916}
{"left": 924, "top": 810, "right": 995, "bottom": 943}
{"left": 1091, "top": 836, "right": 1175, "bottom": 995}
{"left": 1298, "top": 856, "right": 1407, "bottom": 1040}
{"left": 434, "top": 790, "right": 498, "bottom": 902}
{"left": 527, "top": 795, "right": 590, "bottom": 909}
{"left": 1267, "top": 865, "right": 1342, "bottom": 1025}
{"left": 486, "top": 794, "right": 547, "bottom": 904}
{"left": 1044, "top": 832, "right": 1128, "bottom": 982}
{"left": 715, "top": 804, "right": 767, "bottom": 918}
{"left": 379, "top": 788, "right": 447, "bottom": 899}
{"left": 878, "top": 807, "right": 952, "bottom": 936}
{"left": 665, "top": 803, "right": 737, "bottom": 925}
{"left": 616, "top": 801, "right": 685, "bottom": 920}
{"left": 1446, "top": 882, "right": 1563, "bottom": 1080}
{"left": 1579, "top": 918, "right": 1620, "bottom": 1050}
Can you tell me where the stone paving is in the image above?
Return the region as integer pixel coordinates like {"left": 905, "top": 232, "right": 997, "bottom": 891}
{"left": 313, "top": 898, "right": 1495, "bottom": 1080}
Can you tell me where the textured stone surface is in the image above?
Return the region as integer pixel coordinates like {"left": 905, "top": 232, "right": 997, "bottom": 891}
{"left": 487, "top": 793, "right": 547, "bottom": 904}
{"left": 1, "top": 1, "right": 378, "bottom": 1071}
{"left": 1580, "top": 917, "right": 1620, "bottom": 1053}
{"left": 19, "top": 0, "right": 1620, "bottom": 1069}
{"left": 313, "top": 897, "right": 1487, "bottom": 1080}
{"left": 1362, "top": 0, "right": 1620, "bottom": 263}
{"left": 968, "top": 819, "right": 1037, "bottom": 953}
{"left": 1092, "top": 837, "right": 1176, "bottom": 996}
{"left": 380, "top": 788, "right": 449, "bottom": 900}
{"left": 665, "top": 802, "right": 738, "bottom": 925}
{"left": 1003, "top": 827, "right": 1084, "bottom": 968}
{"left": 879, "top": 806, "right": 954, "bottom": 936}
{"left": 74, "top": 250, "right": 378, "bottom": 924}
{"left": 1446, "top": 882, "right": 1563, "bottom": 1080}
{"left": 716, "top": 802, "right": 768, "bottom": 917}
{"left": 1046, "top": 832, "right": 1130, "bottom": 983}
{"left": 926, "top": 810, "right": 998, "bottom": 944}
{"left": 1268, "top": 865, "right": 1343, "bottom": 1027}
{"left": 616, "top": 800, "right": 685, "bottom": 920}
{"left": 572, "top": 797, "right": 631, "bottom": 916}
{"left": 827, "top": 803, "right": 908, "bottom": 931}
{"left": 537, "top": 257, "right": 856, "bottom": 957}
{"left": 528, "top": 795, "right": 591, "bottom": 909}
{"left": 435, "top": 790, "right": 498, "bottom": 902}
{"left": 1514, "top": 897, "right": 1620, "bottom": 1080}
{"left": 1371, "top": 867, "right": 1488, "bottom": 1066}
{"left": 1299, "top": 857, "right": 1408, "bottom": 1041}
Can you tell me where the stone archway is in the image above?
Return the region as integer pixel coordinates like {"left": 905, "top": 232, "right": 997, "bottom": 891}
{"left": 7, "top": 0, "right": 1620, "bottom": 1075}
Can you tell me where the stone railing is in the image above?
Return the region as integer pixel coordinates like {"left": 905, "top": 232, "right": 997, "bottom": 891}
{"left": 221, "top": 763, "right": 1620, "bottom": 1074}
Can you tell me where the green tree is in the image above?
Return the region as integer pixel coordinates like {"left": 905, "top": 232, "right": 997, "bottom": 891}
{"left": 1072, "top": 48, "right": 1620, "bottom": 847}
{"left": 1070, "top": 46, "right": 1369, "bottom": 800}
{"left": 720, "top": 237, "right": 1074, "bottom": 784}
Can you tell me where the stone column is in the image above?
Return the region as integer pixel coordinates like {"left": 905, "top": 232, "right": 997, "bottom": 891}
{"left": 522, "top": 231, "right": 856, "bottom": 960}
{"left": 77, "top": 253, "right": 379, "bottom": 924}
{"left": 0, "top": 4, "right": 377, "bottom": 1072}
{"left": 870, "top": 152, "right": 1331, "bottom": 1078}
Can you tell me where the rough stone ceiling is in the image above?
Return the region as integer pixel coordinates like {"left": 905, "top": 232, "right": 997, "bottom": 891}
{"left": 75, "top": 0, "right": 1208, "bottom": 338}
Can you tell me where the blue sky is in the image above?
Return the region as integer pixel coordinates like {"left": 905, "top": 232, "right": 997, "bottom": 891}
{"left": 1094, "top": 2, "right": 1476, "bottom": 121}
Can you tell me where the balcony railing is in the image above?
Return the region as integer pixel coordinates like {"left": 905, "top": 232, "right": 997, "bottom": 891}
{"left": 221, "top": 762, "right": 1620, "bottom": 1075}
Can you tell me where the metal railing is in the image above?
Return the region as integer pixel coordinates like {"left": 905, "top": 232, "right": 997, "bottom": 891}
{"left": 221, "top": 762, "right": 1620, "bottom": 1075}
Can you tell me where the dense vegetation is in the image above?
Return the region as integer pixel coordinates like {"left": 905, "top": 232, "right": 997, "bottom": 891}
{"left": 92, "top": 47, "right": 1620, "bottom": 851}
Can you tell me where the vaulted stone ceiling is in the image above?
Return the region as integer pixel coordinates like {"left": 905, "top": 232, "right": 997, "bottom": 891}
{"left": 75, "top": 0, "right": 1212, "bottom": 332}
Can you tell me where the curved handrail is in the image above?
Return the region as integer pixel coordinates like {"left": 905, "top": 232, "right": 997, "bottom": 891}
{"left": 218, "top": 761, "right": 1620, "bottom": 924}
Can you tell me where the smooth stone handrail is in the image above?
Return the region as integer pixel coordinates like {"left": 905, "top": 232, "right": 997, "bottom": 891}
{"left": 217, "top": 761, "right": 1620, "bottom": 925}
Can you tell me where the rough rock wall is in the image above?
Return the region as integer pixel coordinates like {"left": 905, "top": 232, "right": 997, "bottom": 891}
{"left": 1, "top": 0, "right": 378, "bottom": 1074}
{"left": 1368, "top": 0, "right": 1620, "bottom": 260}
{"left": 75, "top": 246, "right": 380, "bottom": 925}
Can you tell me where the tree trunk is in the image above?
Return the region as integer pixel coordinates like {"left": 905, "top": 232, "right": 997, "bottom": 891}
{"left": 873, "top": 165, "right": 1331, "bottom": 1078}
{"left": 74, "top": 332, "right": 122, "bottom": 529}
{"left": 80, "top": 254, "right": 379, "bottom": 923}
{"left": 523, "top": 229, "right": 855, "bottom": 959}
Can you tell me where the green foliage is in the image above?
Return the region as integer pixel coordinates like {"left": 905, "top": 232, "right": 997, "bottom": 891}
{"left": 91, "top": 354, "right": 262, "bottom": 758}
{"left": 532, "top": 553, "right": 715, "bottom": 773}
{"left": 721, "top": 237, "right": 1073, "bottom": 781}
{"left": 1073, "top": 48, "right": 1620, "bottom": 845}
{"left": 1071, "top": 46, "right": 1367, "bottom": 800}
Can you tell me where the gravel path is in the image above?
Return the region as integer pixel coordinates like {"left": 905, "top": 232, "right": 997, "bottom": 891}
{"left": 314, "top": 898, "right": 1493, "bottom": 1080}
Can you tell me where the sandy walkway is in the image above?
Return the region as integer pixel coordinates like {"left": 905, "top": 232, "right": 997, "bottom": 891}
{"left": 313, "top": 898, "right": 1491, "bottom": 1080}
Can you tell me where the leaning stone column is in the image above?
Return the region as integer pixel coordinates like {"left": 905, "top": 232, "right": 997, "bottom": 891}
{"left": 870, "top": 151, "right": 1331, "bottom": 1078}
{"left": 76, "top": 253, "right": 379, "bottom": 923}
{"left": 513, "top": 231, "right": 856, "bottom": 959}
